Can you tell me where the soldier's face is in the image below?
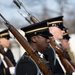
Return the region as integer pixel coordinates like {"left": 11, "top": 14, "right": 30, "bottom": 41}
{"left": 35, "top": 35, "right": 50, "bottom": 52}
{"left": 61, "top": 39, "right": 70, "bottom": 49}
{"left": 49, "top": 27, "right": 65, "bottom": 40}
{"left": 0, "top": 38, "right": 10, "bottom": 47}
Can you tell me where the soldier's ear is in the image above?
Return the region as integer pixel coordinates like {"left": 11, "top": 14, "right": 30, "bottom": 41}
{"left": 31, "top": 36, "right": 37, "bottom": 43}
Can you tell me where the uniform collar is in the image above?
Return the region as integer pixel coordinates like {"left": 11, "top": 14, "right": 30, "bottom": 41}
{"left": 38, "top": 52, "right": 44, "bottom": 58}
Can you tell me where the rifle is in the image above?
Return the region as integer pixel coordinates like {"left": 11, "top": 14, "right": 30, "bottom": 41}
{"left": 0, "top": 45, "right": 14, "bottom": 67}
{"left": 13, "top": 0, "right": 39, "bottom": 24}
{"left": 0, "top": 13, "right": 52, "bottom": 75}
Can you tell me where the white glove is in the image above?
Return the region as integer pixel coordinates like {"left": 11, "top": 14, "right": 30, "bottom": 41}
{"left": 9, "top": 67, "right": 15, "bottom": 75}
{"left": 72, "top": 72, "right": 75, "bottom": 75}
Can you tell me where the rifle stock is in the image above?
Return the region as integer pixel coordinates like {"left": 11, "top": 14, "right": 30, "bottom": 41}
{"left": 0, "top": 45, "right": 14, "bottom": 67}
{"left": 0, "top": 13, "right": 52, "bottom": 75}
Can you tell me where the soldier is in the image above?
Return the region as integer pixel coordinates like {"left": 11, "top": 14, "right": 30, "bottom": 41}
{"left": 61, "top": 31, "right": 75, "bottom": 68}
{"left": 15, "top": 21, "right": 53, "bottom": 75}
{"left": 61, "top": 30, "right": 70, "bottom": 49}
{"left": 0, "top": 29, "right": 16, "bottom": 75}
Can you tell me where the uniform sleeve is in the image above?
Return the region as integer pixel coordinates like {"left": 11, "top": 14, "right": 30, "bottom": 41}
{"left": 6, "top": 49, "right": 16, "bottom": 66}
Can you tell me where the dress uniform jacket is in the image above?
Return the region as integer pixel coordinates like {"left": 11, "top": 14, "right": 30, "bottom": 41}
{"left": 0, "top": 48, "right": 16, "bottom": 75}
{"left": 15, "top": 46, "right": 57, "bottom": 75}
{"left": 15, "top": 52, "right": 38, "bottom": 75}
